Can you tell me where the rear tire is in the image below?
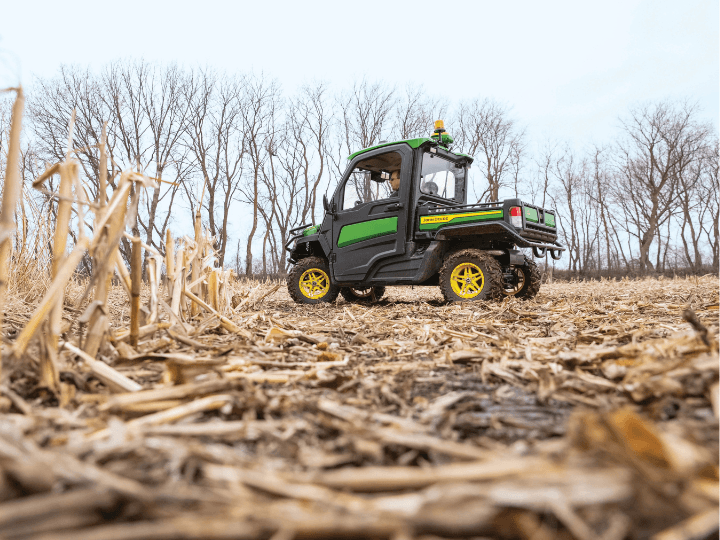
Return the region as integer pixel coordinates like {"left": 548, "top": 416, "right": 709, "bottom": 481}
{"left": 503, "top": 258, "right": 541, "bottom": 300}
{"left": 340, "top": 286, "right": 386, "bottom": 303}
{"left": 287, "top": 257, "right": 339, "bottom": 304}
{"left": 439, "top": 249, "right": 503, "bottom": 302}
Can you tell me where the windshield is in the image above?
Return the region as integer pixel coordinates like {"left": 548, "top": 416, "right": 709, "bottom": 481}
{"left": 419, "top": 153, "right": 465, "bottom": 202}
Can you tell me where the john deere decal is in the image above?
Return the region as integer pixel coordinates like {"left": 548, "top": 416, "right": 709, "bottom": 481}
{"left": 419, "top": 210, "right": 503, "bottom": 231}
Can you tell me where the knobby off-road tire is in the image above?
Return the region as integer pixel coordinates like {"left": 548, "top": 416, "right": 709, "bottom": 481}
{"left": 340, "top": 286, "right": 386, "bottom": 303}
{"left": 439, "top": 249, "right": 503, "bottom": 303}
{"left": 503, "top": 257, "right": 541, "bottom": 300}
{"left": 287, "top": 256, "right": 340, "bottom": 304}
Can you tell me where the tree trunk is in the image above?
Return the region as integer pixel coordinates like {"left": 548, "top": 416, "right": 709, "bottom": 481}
{"left": 245, "top": 168, "right": 259, "bottom": 277}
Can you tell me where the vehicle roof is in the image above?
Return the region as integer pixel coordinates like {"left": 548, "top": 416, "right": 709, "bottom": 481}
{"left": 347, "top": 137, "right": 473, "bottom": 162}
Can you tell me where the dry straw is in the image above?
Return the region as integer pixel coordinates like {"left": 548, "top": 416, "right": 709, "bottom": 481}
{"left": 1, "top": 104, "right": 241, "bottom": 388}
{"left": 0, "top": 102, "right": 717, "bottom": 539}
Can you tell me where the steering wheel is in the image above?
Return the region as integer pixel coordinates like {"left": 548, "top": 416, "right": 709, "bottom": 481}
{"left": 354, "top": 200, "right": 362, "bottom": 207}
{"left": 423, "top": 181, "right": 439, "bottom": 196}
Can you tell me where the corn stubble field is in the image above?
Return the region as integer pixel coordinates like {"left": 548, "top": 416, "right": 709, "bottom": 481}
{"left": 2, "top": 276, "right": 718, "bottom": 540}
{"left": 1, "top": 90, "right": 719, "bottom": 540}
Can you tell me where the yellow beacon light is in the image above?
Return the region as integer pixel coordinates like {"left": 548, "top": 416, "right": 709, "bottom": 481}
{"left": 432, "top": 119, "right": 453, "bottom": 145}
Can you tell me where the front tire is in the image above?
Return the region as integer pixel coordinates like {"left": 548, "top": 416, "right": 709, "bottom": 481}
{"left": 503, "top": 258, "right": 541, "bottom": 300}
{"left": 287, "top": 257, "right": 339, "bottom": 304}
{"left": 439, "top": 249, "right": 503, "bottom": 302}
{"left": 340, "top": 286, "right": 386, "bottom": 303}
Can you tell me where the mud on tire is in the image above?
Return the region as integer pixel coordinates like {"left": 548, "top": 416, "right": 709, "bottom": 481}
{"left": 439, "top": 249, "right": 503, "bottom": 302}
{"left": 340, "top": 286, "right": 386, "bottom": 303}
{"left": 287, "top": 256, "right": 339, "bottom": 304}
{"left": 503, "top": 257, "right": 541, "bottom": 300}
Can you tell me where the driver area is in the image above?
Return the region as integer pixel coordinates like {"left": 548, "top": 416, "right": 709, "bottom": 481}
{"left": 342, "top": 152, "right": 402, "bottom": 210}
{"left": 331, "top": 148, "right": 410, "bottom": 283}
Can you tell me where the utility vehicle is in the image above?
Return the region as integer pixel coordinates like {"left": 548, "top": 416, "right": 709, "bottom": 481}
{"left": 285, "top": 121, "right": 565, "bottom": 304}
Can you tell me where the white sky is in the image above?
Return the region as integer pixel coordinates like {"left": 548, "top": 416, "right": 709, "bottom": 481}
{"left": 1, "top": 0, "right": 717, "bottom": 147}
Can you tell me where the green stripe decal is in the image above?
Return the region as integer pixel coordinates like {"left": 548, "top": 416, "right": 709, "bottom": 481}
{"left": 418, "top": 210, "right": 503, "bottom": 231}
{"left": 524, "top": 207, "right": 539, "bottom": 223}
{"left": 337, "top": 217, "right": 398, "bottom": 248}
{"left": 544, "top": 213, "right": 555, "bottom": 227}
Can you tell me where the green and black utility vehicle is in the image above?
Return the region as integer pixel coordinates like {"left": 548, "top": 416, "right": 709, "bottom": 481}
{"left": 286, "top": 121, "right": 565, "bottom": 304}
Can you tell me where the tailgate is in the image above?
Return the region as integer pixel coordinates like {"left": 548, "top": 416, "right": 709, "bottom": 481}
{"left": 518, "top": 203, "right": 558, "bottom": 243}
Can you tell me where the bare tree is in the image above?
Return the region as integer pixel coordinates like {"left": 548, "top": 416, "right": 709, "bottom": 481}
{"left": 291, "top": 82, "right": 333, "bottom": 226}
{"left": 28, "top": 67, "right": 113, "bottom": 273}
{"left": 526, "top": 142, "right": 557, "bottom": 279}
{"left": 331, "top": 79, "right": 396, "bottom": 178}
{"left": 137, "top": 63, "right": 192, "bottom": 261}
{"left": 30, "top": 62, "right": 191, "bottom": 266}
{"left": 527, "top": 142, "right": 556, "bottom": 207}
{"left": 96, "top": 61, "right": 191, "bottom": 263}
{"left": 232, "top": 237, "right": 243, "bottom": 276}
{"left": 551, "top": 149, "right": 600, "bottom": 273}
{"left": 182, "top": 69, "right": 247, "bottom": 266}
{"left": 29, "top": 66, "right": 107, "bottom": 198}
{"left": 455, "top": 98, "right": 525, "bottom": 202}
{"left": 613, "top": 101, "right": 709, "bottom": 272}
{"left": 699, "top": 140, "right": 719, "bottom": 271}
{"left": 676, "top": 149, "right": 707, "bottom": 270}
{"left": 237, "top": 74, "right": 279, "bottom": 277}
{"left": 260, "top": 98, "right": 328, "bottom": 273}
{"left": 261, "top": 118, "right": 303, "bottom": 273}
{"left": 588, "top": 146, "right": 617, "bottom": 271}
{"left": 390, "top": 84, "right": 447, "bottom": 141}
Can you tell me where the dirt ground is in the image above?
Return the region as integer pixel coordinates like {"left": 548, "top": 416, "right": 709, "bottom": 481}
{"left": 0, "top": 276, "right": 718, "bottom": 540}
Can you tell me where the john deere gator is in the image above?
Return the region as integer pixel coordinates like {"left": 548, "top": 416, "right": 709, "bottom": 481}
{"left": 285, "top": 121, "right": 565, "bottom": 304}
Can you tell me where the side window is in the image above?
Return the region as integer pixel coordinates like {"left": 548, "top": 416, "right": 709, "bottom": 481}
{"left": 341, "top": 151, "right": 402, "bottom": 211}
{"left": 419, "top": 153, "right": 465, "bottom": 202}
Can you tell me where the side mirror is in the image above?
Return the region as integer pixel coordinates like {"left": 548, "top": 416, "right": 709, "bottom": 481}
{"left": 323, "top": 194, "right": 330, "bottom": 213}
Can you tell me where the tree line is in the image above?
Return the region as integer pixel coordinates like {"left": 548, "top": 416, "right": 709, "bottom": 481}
{"left": 1, "top": 60, "right": 717, "bottom": 278}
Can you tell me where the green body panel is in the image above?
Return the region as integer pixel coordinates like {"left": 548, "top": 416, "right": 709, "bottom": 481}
{"left": 544, "top": 213, "right": 555, "bottom": 227}
{"left": 418, "top": 210, "right": 504, "bottom": 231}
{"left": 337, "top": 216, "right": 398, "bottom": 248}
{"left": 524, "top": 207, "right": 539, "bottom": 223}
{"left": 347, "top": 138, "right": 430, "bottom": 161}
{"left": 303, "top": 225, "right": 319, "bottom": 236}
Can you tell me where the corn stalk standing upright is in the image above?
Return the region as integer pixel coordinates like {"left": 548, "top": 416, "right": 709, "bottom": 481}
{"left": 0, "top": 86, "right": 24, "bottom": 380}
{"left": 83, "top": 123, "right": 112, "bottom": 358}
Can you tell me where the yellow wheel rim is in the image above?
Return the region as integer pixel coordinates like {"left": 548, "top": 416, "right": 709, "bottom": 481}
{"left": 299, "top": 268, "right": 330, "bottom": 299}
{"left": 450, "top": 262, "right": 484, "bottom": 299}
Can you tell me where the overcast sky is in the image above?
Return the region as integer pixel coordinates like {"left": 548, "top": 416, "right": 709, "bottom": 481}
{"left": 1, "top": 0, "right": 717, "bottom": 147}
